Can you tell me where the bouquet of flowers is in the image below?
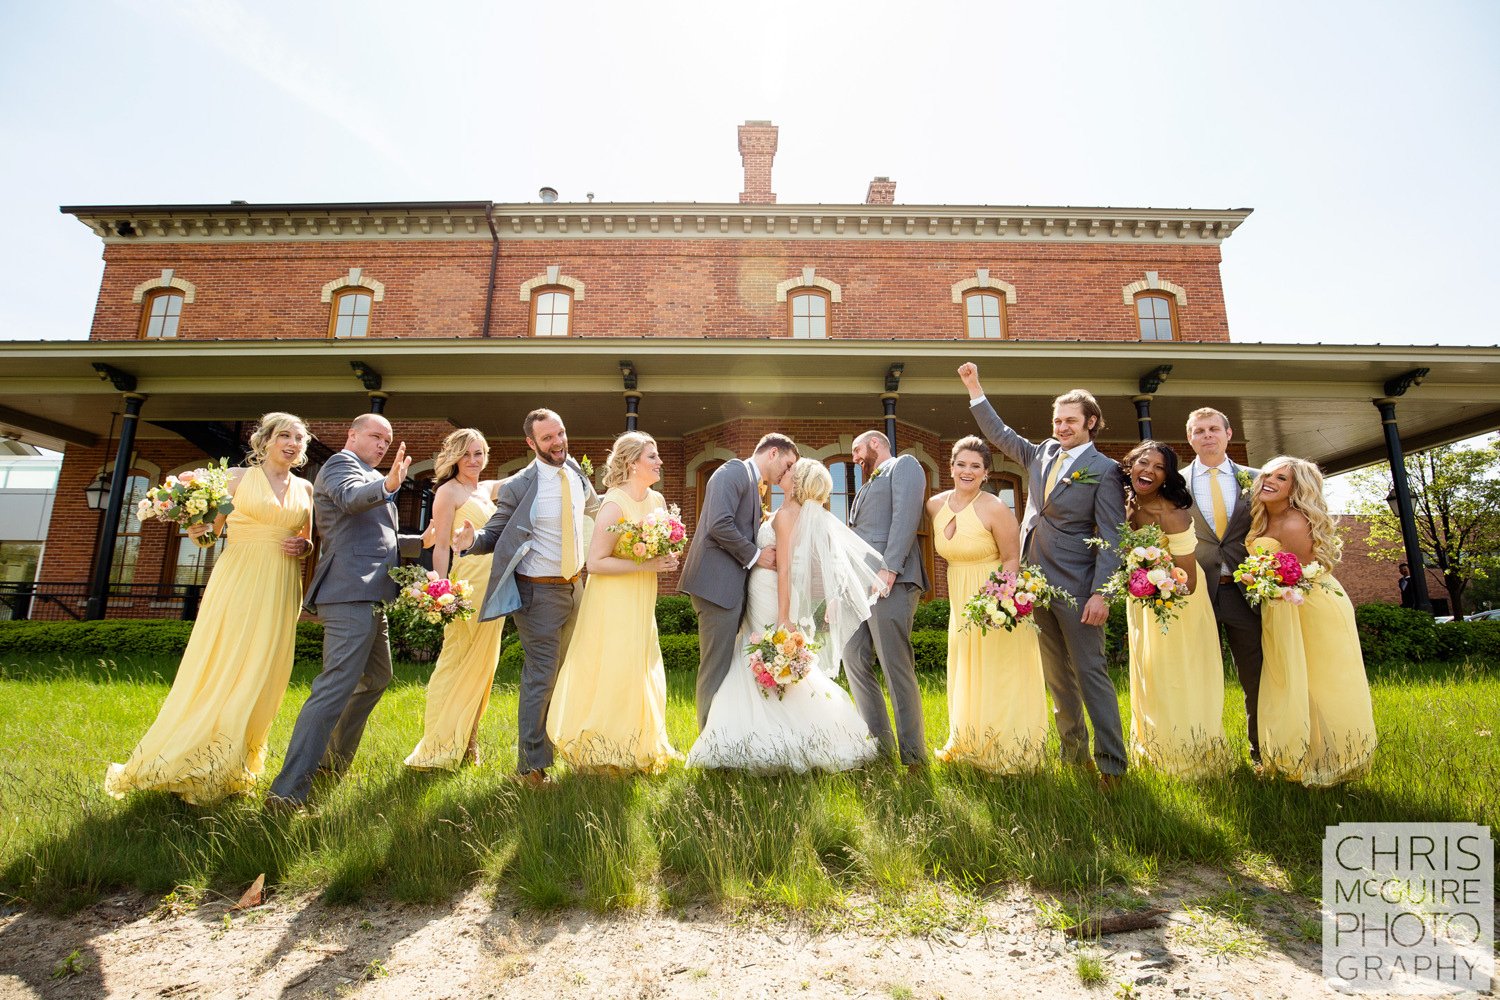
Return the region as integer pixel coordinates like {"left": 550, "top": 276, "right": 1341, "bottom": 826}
{"left": 134, "top": 458, "right": 235, "bottom": 544}
{"left": 745, "top": 624, "right": 822, "bottom": 699}
{"left": 961, "top": 563, "right": 1074, "bottom": 635}
{"left": 1233, "top": 546, "right": 1340, "bottom": 607}
{"left": 607, "top": 503, "right": 688, "bottom": 563}
{"left": 1090, "top": 523, "right": 1191, "bottom": 634}
{"left": 383, "top": 565, "right": 477, "bottom": 653}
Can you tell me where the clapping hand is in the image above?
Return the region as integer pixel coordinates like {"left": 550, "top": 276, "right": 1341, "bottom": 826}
{"left": 383, "top": 442, "right": 411, "bottom": 494}
{"left": 451, "top": 519, "right": 476, "bottom": 553}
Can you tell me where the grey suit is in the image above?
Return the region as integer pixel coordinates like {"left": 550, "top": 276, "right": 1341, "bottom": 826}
{"left": 466, "top": 457, "right": 600, "bottom": 773}
{"left": 842, "top": 453, "right": 929, "bottom": 765}
{"left": 270, "top": 449, "right": 422, "bottom": 803}
{"left": 970, "top": 399, "right": 1129, "bottom": 775}
{"left": 1188, "top": 460, "right": 1263, "bottom": 759}
{"left": 679, "top": 458, "right": 762, "bottom": 728}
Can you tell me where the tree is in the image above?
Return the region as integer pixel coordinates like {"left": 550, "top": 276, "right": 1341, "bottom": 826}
{"left": 1350, "top": 436, "right": 1500, "bottom": 616}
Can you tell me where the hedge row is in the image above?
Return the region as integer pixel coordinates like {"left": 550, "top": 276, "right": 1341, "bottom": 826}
{"left": 4, "top": 603, "right": 1497, "bottom": 673}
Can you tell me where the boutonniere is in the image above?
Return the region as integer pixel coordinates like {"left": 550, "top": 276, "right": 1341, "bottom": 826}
{"left": 579, "top": 455, "right": 594, "bottom": 480}
{"left": 1235, "top": 469, "right": 1254, "bottom": 494}
{"left": 1064, "top": 468, "right": 1101, "bottom": 487}
{"left": 869, "top": 466, "right": 886, "bottom": 480}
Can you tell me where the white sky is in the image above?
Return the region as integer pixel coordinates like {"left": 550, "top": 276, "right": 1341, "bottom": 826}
{"left": 2, "top": 0, "right": 1496, "bottom": 348}
{"left": 2, "top": 1, "right": 1497, "bottom": 503}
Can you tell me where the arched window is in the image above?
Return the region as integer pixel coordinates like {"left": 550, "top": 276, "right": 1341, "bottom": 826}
{"left": 964, "top": 290, "right": 1007, "bottom": 339}
{"left": 111, "top": 473, "right": 153, "bottom": 584}
{"left": 164, "top": 525, "right": 224, "bottom": 589}
{"left": 329, "top": 288, "right": 373, "bottom": 338}
{"left": 139, "top": 289, "right": 184, "bottom": 339}
{"left": 983, "top": 470, "right": 1023, "bottom": 516}
{"left": 789, "top": 290, "right": 830, "bottom": 339}
{"left": 1135, "top": 292, "right": 1176, "bottom": 341}
{"left": 532, "top": 287, "right": 573, "bottom": 337}
{"left": 826, "top": 458, "right": 864, "bottom": 525}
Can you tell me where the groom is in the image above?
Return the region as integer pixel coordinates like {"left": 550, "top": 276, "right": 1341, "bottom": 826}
{"left": 842, "top": 430, "right": 929, "bottom": 768}
{"left": 958, "top": 362, "right": 1128, "bottom": 786}
{"left": 680, "top": 432, "right": 798, "bottom": 728}
{"left": 464, "top": 408, "right": 600, "bottom": 785}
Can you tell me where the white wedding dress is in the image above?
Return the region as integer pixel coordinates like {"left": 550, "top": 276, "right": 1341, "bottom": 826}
{"left": 687, "top": 506, "right": 881, "bottom": 773}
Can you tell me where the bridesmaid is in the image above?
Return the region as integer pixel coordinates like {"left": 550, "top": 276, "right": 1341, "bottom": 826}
{"left": 405, "top": 429, "right": 507, "bottom": 770}
{"left": 546, "top": 431, "right": 681, "bottom": 773}
{"left": 1119, "top": 441, "right": 1227, "bottom": 776}
{"left": 1249, "top": 456, "right": 1376, "bottom": 786}
{"left": 105, "top": 412, "right": 314, "bottom": 804}
{"left": 927, "top": 436, "right": 1049, "bottom": 773}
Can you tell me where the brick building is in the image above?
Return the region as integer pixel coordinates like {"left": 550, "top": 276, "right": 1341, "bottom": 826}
{"left": 2, "top": 121, "right": 1497, "bottom": 619}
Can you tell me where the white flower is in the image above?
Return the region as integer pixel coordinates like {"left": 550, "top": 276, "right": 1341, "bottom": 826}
{"left": 1146, "top": 568, "right": 1169, "bottom": 586}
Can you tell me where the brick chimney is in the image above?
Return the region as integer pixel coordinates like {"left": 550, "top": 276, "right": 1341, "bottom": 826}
{"left": 865, "top": 176, "right": 896, "bottom": 205}
{"left": 738, "top": 120, "right": 778, "bottom": 204}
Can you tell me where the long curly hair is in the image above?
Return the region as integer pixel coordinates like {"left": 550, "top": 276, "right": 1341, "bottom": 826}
{"left": 1249, "top": 456, "right": 1343, "bottom": 566}
{"left": 247, "top": 412, "right": 309, "bottom": 469}
{"left": 1120, "top": 440, "right": 1192, "bottom": 511}
{"left": 432, "top": 428, "right": 489, "bottom": 485}
{"left": 603, "top": 431, "right": 656, "bottom": 489}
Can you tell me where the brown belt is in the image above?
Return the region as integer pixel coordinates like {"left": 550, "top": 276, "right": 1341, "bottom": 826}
{"left": 1220, "top": 574, "right": 1234, "bottom": 585}
{"left": 517, "top": 573, "right": 580, "bottom": 586}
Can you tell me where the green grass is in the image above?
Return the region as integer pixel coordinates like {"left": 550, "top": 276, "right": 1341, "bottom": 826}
{"left": 0, "top": 652, "right": 1496, "bottom": 917}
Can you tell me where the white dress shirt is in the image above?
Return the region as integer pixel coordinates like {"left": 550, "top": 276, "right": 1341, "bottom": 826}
{"left": 518, "top": 458, "right": 587, "bottom": 577}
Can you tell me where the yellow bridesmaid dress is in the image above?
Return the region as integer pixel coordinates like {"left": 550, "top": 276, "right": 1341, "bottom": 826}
{"left": 405, "top": 492, "right": 507, "bottom": 770}
{"left": 105, "top": 466, "right": 310, "bottom": 805}
{"left": 1125, "top": 527, "right": 1228, "bottom": 776}
{"left": 1251, "top": 537, "right": 1376, "bottom": 786}
{"left": 546, "top": 487, "right": 680, "bottom": 773}
{"left": 932, "top": 500, "right": 1049, "bottom": 773}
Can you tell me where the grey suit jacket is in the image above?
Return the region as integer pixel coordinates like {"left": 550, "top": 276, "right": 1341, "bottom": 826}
{"left": 679, "top": 458, "right": 763, "bottom": 611}
{"left": 466, "top": 457, "right": 601, "bottom": 621}
{"left": 971, "top": 399, "right": 1125, "bottom": 601}
{"left": 1188, "top": 461, "right": 1260, "bottom": 603}
{"left": 303, "top": 449, "right": 423, "bottom": 613}
{"left": 848, "top": 453, "right": 929, "bottom": 590}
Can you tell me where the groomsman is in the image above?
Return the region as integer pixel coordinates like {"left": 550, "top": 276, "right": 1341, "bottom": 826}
{"left": 465, "top": 409, "right": 600, "bottom": 785}
{"left": 958, "top": 363, "right": 1128, "bottom": 787}
{"left": 1184, "top": 407, "right": 1263, "bottom": 762}
{"left": 269, "top": 414, "right": 468, "bottom": 811}
{"left": 679, "top": 433, "right": 797, "bottom": 728}
{"left": 842, "top": 430, "right": 929, "bottom": 768}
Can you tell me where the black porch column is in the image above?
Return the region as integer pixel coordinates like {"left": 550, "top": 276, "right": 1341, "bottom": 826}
{"left": 86, "top": 392, "right": 146, "bottom": 620}
{"left": 1374, "top": 395, "right": 1432, "bottom": 613}
{"left": 624, "top": 391, "right": 641, "bottom": 432}
{"left": 882, "top": 363, "right": 903, "bottom": 452}
{"left": 1132, "top": 395, "right": 1153, "bottom": 441}
{"left": 368, "top": 391, "right": 389, "bottom": 414}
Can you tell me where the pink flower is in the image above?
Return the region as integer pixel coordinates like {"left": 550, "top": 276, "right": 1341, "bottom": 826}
{"left": 426, "top": 570, "right": 440, "bottom": 582}
{"left": 1273, "top": 551, "right": 1303, "bottom": 586}
{"left": 668, "top": 524, "right": 685, "bottom": 542}
{"left": 1127, "top": 569, "right": 1156, "bottom": 598}
{"left": 632, "top": 541, "right": 648, "bottom": 558}
{"left": 177, "top": 470, "right": 198, "bottom": 485}
{"left": 1283, "top": 589, "right": 1305, "bottom": 605}
{"left": 428, "top": 578, "right": 453, "bottom": 598}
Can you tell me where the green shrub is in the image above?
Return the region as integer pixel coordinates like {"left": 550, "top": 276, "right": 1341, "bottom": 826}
{"left": 0, "top": 619, "right": 327, "bottom": 663}
{"left": 660, "top": 634, "right": 699, "bottom": 672}
{"left": 912, "top": 599, "right": 951, "bottom": 632}
{"left": 654, "top": 596, "right": 698, "bottom": 635}
{"left": 911, "top": 630, "right": 948, "bottom": 672}
{"left": 1355, "top": 603, "right": 1438, "bottom": 665}
{"left": 1434, "top": 621, "right": 1500, "bottom": 666}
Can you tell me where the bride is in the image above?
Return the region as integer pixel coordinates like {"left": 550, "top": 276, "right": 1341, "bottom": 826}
{"left": 687, "top": 459, "right": 884, "bottom": 773}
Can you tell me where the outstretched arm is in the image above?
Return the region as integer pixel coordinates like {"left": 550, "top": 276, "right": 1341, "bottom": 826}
{"left": 958, "top": 363, "right": 1041, "bottom": 469}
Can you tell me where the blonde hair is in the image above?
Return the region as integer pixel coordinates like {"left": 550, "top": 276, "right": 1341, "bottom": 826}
{"left": 791, "top": 458, "right": 832, "bottom": 506}
{"left": 248, "top": 412, "right": 309, "bottom": 469}
{"left": 603, "top": 431, "right": 656, "bottom": 489}
{"left": 1250, "top": 456, "right": 1344, "bottom": 566}
{"left": 433, "top": 428, "right": 489, "bottom": 484}
{"left": 1186, "top": 407, "right": 1232, "bottom": 433}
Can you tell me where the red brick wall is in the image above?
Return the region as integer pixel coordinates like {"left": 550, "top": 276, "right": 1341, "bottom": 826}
{"left": 89, "top": 238, "right": 1231, "bottom": 344}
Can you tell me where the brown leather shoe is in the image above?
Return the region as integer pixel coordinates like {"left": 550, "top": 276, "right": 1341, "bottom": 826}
{"left": 1098, "top": 772, "right": 1125, "bottom": 794}
{"left": 517, "top": 769, "right": 552, "bottom": 788}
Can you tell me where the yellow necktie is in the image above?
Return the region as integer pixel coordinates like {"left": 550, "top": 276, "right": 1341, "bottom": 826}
{"left": 558, "top": 467, "right": 579, "bottom": 578}
{"left": 1044, "top": 450, "right": 1070, "bottom": 497}
{"left": 1209, "top": 467, "right": 1228, "bottom": 540}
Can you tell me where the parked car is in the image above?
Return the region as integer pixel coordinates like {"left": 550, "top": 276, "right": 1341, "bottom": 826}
{"left": 1434, "top": 615, "right": 1457, "bottom": 624}
{"left": 1465, "top": 608, "right": 1500, "bottom": 622}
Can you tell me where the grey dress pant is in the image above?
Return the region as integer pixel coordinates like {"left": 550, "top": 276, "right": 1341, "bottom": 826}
{"left": 841, "top": 582, "right": 927, "bottom": 765}
{"left": 1212, "top": 582, "right": 1264, "bottom": 759}
{"left": 692, "top": 594, "right": 745, "bottom": 730}
{"left": 511, "top": 576, "right": 583, "bottom": 774}
{"left": 1033, "top": 600, "right": 1128, "bottom": 776}
{"left": 270, "top": 600, "right": 393, "bottom": 803}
